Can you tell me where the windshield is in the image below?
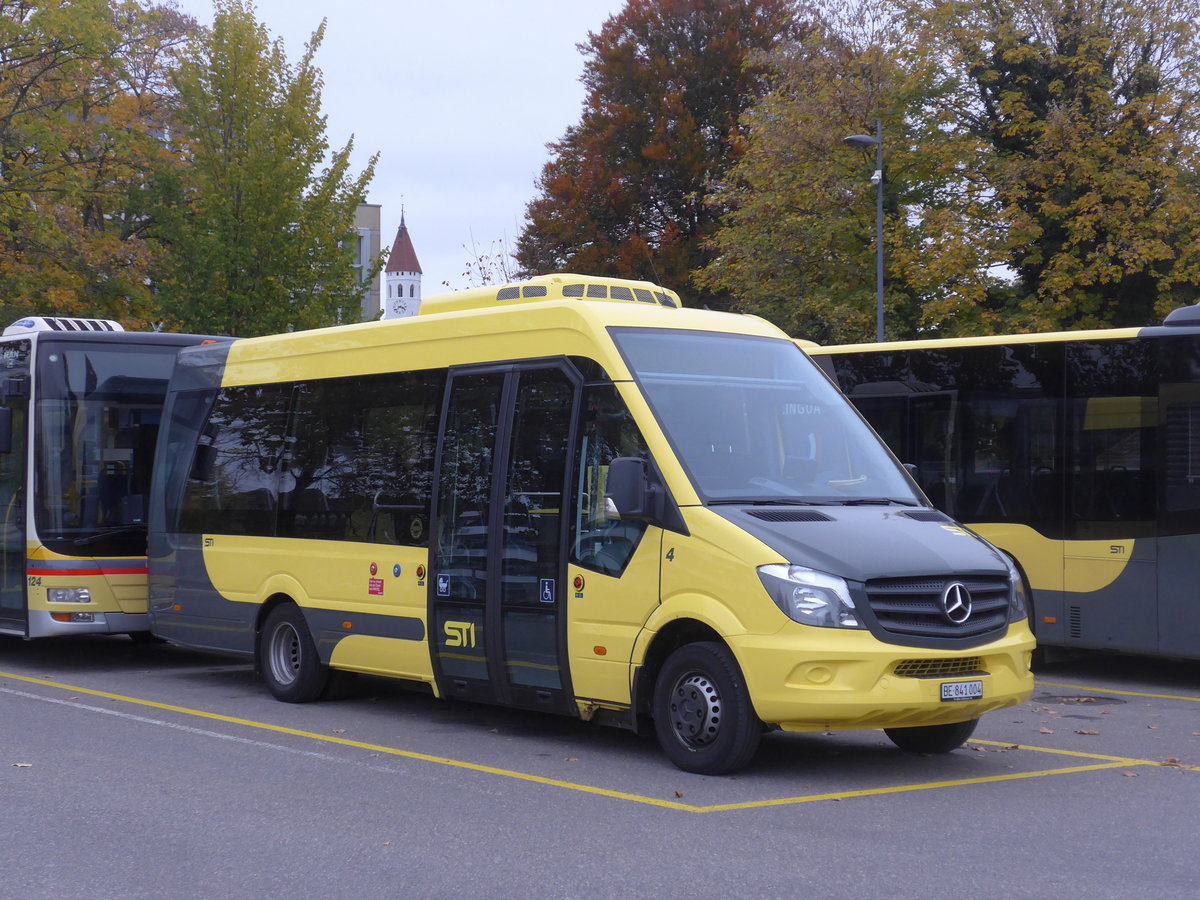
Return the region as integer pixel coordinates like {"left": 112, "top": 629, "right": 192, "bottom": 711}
{"left": 35, "top": 342, "right": 179, "bottom": 554}
{"left": 613, "top": 329, "right": 919, "bottom": 505}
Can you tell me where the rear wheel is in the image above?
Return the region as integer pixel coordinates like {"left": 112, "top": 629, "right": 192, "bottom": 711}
{"left": 652, "top": 641, "right": 761, "bottom": 775}
{"left": 885, "top": 718, "right": 979, "bottom": 754}
{"left": 260, "top": 603, "right": 329, "bottom": 703}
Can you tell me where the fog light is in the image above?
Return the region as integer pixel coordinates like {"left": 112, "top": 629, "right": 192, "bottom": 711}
{"left": 48, "top": 587, "right": 91, "bottom": 603}
{"left": 50, "top": 612, "right": 96, "bottom": 623}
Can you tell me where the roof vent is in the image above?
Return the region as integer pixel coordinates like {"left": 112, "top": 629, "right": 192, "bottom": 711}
{"left": 416, "top": 273, "right": 683, "bottom": 316}
{"left": 4, "top": 317, "right": 124, "bottom": 336}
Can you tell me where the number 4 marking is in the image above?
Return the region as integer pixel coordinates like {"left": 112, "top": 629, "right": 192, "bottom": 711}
{"left": 665, "top": 548, "right": 675, "bottom": 562}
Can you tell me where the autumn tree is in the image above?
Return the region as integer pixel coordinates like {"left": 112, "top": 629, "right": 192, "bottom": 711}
{"left": 0, "top": 0, "right": 192, "bottom": 326}
{"left": 698, "top": 1, "right": 929, "bottom": 341}
{"left": 515, "top": 0, "right": 803, "bottom": 309}
{"left": 152, "top": 0, "right": 377, "bottom": 336}
{"left": 907, "top": 0, "right": 1200, "bottom": 331}
{"left": 703, "top": 0, "right": 1200, "bottom": 342}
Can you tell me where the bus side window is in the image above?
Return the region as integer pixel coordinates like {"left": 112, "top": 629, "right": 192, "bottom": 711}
{"left": 178, "top": 385, "right": 290, "bottom": 536}
{"left": 277, "top": 370, "right": 444, "bottom": 546}
{"left": 570, "top": 384, "right": 650, "bottom": 576}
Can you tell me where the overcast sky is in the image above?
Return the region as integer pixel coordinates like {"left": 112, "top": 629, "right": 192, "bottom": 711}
{"left": 171, "top": 0, "right": 624, "bottom": 294}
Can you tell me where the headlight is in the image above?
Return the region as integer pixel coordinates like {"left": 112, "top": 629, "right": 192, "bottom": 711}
{"left": 48, "top": 587, "right": 91, "bottom": 604}
{"left": 758, "top": 564, "right": 862, "bottom": 629}
{"left": 1001, "top": 555, "right": 1029, "bottom": 622}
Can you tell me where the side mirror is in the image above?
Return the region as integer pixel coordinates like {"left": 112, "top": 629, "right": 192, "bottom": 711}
{"left": 903, "top": 462, "right": 920, "bottom": 483}
{"left": 0, "top": 406, "right": 11, "bottom": 455}
{"left": 605, "top": 457, "right": 651, "bottom": 520}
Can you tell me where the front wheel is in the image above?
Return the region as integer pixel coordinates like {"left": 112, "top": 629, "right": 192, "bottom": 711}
{"left": 885, "top": 718, "right": 979, "bottom": 754}
{"left": 652, "top": 642, "right": 762, "bottom": 775}
{"left": 260, "top": 603, "right": 329, "bottom": 703}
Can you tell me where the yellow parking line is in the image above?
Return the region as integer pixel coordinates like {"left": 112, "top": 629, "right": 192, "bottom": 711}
{"left": 700, "top": 762, "right": 1138, "bottom": 812}
{"left": 1036, "top": 680, "right": 1200, "bottom": 703}
{"left": 971, "top": 739, "right": 1160, "bottom": 766}
{"left": 0, "top": 671, "right": 1172, "bottom": 813}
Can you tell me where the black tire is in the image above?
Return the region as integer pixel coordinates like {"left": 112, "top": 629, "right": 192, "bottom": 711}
{"left": 652, "top": 641, "right": 762, "bottom": 775}
{"left": 260, "top": 603, "right": 329, "bottom": 703}
{"left": 885, "top": 718, "right": 979, "bottom": 754}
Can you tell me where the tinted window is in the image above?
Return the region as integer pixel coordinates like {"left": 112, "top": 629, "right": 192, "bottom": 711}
{"left": 279, "top": 371, "right": 443, "bottom": 545}
{"left": 835, "top": 343, "right": 1065, "bottom": 534}
{"left": 178, "top": 384, "right": 291, "bottom": 535}
{"left": 570, "top": 384, "right": 651, "bottom": 575}
{"left": 158, "top": 389, "right": 216, "bottom": 532}
{"left": 1160, "top": 335, "right": 1200, "bottom": 534}
{"left": 1065, "top": 340, "right": 1155, "bottom": 539}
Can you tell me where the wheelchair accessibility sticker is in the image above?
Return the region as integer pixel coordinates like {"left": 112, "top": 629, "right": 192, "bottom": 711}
{"left": 540, "top": 579, "right": 555, "bottom": 604}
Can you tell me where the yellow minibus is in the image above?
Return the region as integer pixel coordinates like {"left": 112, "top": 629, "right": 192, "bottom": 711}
{"left": 149, "top": 275, "right": 1034, "bottom": 773}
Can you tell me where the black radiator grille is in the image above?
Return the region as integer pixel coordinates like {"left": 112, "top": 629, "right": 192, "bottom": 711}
{"left": 864, "top": 575, "right": 1010, "bottom": 639}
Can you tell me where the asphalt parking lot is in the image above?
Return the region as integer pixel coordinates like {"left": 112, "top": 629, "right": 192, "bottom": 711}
{"left": 2, "top": 637, "right": 1196, "bottom": 898}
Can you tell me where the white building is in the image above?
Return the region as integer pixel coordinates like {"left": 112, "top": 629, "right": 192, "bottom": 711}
{"left": 383, "top": 213, "right": 423, "bottom": 319}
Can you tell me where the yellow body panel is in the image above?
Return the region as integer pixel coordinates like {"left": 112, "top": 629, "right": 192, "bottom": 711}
{"left": 328, "top": 635, "right": 433, "bottom": 682}
{"left": 566, "top": 531, "right": 664, "bottom": 705}
{"left": 968, "top": 523, "right": 1133, "bottom": 594}
{"left": 810, "top": 326, "right": 1143, "bottom": 356}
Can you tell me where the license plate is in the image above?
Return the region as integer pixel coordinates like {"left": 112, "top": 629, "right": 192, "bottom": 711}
{"left": 941, "top": 680, "right": 983, "bottom": 702}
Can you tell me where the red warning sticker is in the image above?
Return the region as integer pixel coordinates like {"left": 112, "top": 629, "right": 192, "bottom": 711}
{"left": 368, "top": 578, "right": 384, "bottom": 596}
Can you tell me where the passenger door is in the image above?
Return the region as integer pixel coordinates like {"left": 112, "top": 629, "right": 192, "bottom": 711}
{"left": 0, "top": 371, "right": 28, "bottom": 635}
{"left": 430, "top": 363, "right": 577, "bottom": 713}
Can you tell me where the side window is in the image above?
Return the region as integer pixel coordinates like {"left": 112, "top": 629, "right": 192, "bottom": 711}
{"left": 179, "top": 384, "right": 291, "bottom": 535}
{"left": 570, "top": 384, "right": 651, "bottom": 576}
{"left": 159, "top": 389, "right": 216, "bottom": 532}
{"left": 1066, "top": 340, "right": 1156, "bottom": 539}
{"left": 278, "top": 370, "right": 443, "bottom": 545}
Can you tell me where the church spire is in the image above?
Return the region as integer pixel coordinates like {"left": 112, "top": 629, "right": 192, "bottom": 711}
{"left": 383, "top": 210, "right": 422, "bottom": 319}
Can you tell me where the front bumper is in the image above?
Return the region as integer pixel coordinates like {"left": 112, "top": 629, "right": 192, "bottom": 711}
{"left": 731, "top": 622, "right": 1035, "bottom": 732}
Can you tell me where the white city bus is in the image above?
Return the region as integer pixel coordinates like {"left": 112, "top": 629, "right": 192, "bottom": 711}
{"left": 0, "top": 317, "right": 220, "bottom": 639}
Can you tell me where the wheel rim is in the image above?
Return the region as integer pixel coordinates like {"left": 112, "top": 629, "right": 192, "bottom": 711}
{"left": 667, "top": 670, "right": 722, "bottom": 749}
{"left": 267, "top": 621, "right": 301, "bottom": 687}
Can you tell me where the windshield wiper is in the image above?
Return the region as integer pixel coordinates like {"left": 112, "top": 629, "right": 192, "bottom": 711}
{"left": 834, "top": 497, "right": 920, "bottom": 507}
{"left": 72, "top": 524, "right": 147, "bottom": 546}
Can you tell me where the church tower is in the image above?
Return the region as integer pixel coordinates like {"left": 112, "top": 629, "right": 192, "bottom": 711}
{"left": 383, "top": 211, "right": 423, "bottom": 319}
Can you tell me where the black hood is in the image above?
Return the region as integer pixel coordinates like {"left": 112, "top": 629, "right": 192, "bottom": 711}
{"left": 712, "top": 505, "right": 1007, "bottom": 583}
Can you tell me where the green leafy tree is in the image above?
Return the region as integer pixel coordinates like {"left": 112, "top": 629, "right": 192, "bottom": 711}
{"left": 699, "top": 1, "right": 926, "bottom": 341}
{"left": 153, "top": 0, "right": 377, "bottom": 336}
{"left": 0, "top": 0, "right": 191, "bottom": 326}
{"left": 703, "top": 0, "right": 1200, "bottom": 342}
{"left": 908, "top": 0, "right": 1200, "bottom": 331}
{"left": 515, "top": 0, "right": 803, "bottom": 309}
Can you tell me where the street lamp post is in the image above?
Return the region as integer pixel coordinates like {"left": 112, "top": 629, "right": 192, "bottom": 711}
{"left": 843, "top": 119, "right": 884, "bottom": 342}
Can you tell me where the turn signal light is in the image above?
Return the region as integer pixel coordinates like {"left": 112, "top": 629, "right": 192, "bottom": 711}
{"left": 50, "top": 612, "right": 96, "bottom": 623}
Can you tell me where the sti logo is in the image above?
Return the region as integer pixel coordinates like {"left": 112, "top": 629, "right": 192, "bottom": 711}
{"left": 437, "top": 573, "right": 450, "bottom": 596}
{"left": 444, "top": 620, "right": 476, "bottom": 648}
